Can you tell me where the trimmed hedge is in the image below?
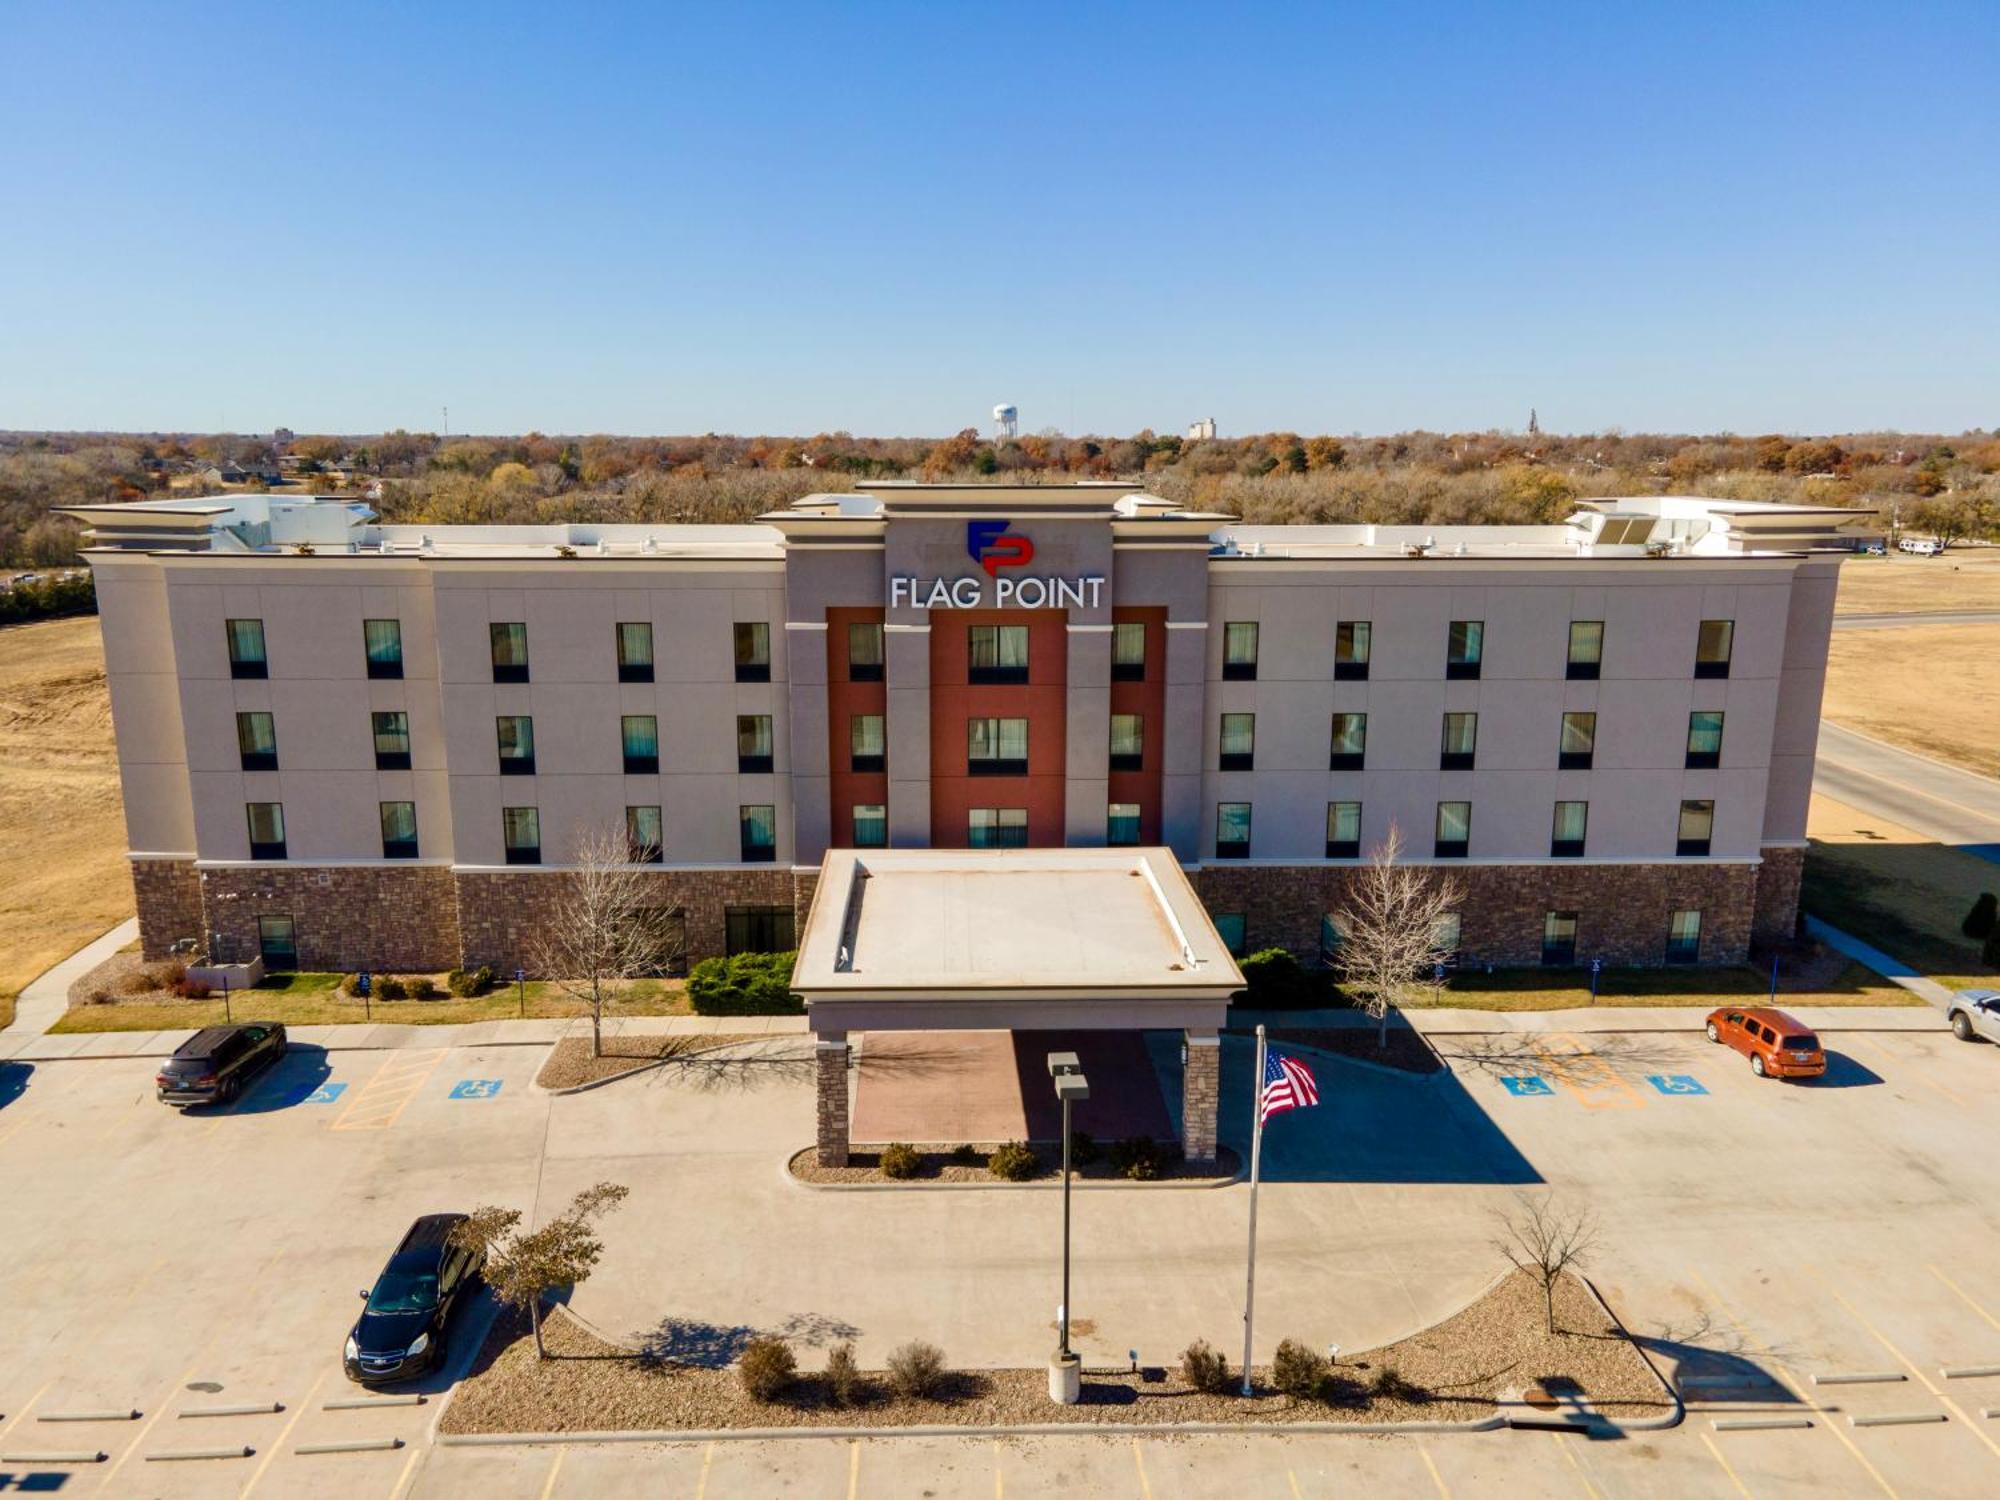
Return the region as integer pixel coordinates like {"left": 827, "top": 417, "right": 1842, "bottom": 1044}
{"left": 1235, "top": 947, "right": 1337, "bottom": 1009}
{"left": 686, "top": 950, "right": 801, "bottom": 1015}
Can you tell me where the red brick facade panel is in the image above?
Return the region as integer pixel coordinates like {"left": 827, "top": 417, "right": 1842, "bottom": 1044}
{"left": 197, "top": 865, "right": 463, "bottom": 972}
{"left": 1751, "top": 846, "right": 1805, "bottom": 946}
{"left": 132, "top": 858, "right": 204, "bottom": 959}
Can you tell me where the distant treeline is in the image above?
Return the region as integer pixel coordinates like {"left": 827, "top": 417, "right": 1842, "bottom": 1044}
{"left": 0, "top": 570, "right": 95, "bottom": 627}
{"left": 5, "top": 425, "right": 1999, "bottom": 563}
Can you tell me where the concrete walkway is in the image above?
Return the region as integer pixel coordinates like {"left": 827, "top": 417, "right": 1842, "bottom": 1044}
{"left": 1803, "top": 915, "right": 1958, "bottom": 1008}
{"left": 1238, "top": 1000, "right": 1941, "bottom": 1037}
{"left": 0, "top": 917, "right": 139, "bottom": 1060}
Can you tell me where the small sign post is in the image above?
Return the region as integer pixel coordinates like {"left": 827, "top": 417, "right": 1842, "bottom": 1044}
{"left": 1589, "top": 957, "right": 1603, "bottom": 1003}
{"left": 515, "top": 968, "right": 527, "bottom": 1019}
{"left": 357, "top": 970, "right": 372, "bottom": 1020}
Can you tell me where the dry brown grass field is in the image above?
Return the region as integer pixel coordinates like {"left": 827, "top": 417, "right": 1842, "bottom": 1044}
{"left": 0, "top": 616, "right": 131, "bottom": 1025}
{"left": 1823, "top": 622, "right": 2000, "bottom": 778}
{"left": 1833, "top": 549, "right": 2000, "bottom": 613}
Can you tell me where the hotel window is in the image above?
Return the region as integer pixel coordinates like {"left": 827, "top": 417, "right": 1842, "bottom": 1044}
{"left": 236, "top": 711, "right": 277, "bottom": 771}
{"left": 1433, "top": 912, "right": 1462, "bottom": 955}
{"left": 226, "top": 618, "right": 267, "bottom": 679}
{"left": 1566, "top": 620, "right": 1603, "bottom": 680}
{"left": 1666, "top": 909, "right": 1702, "bottom": 965}
{"left": 624, "top": 714, "right": 662, "bottom": 774}
{"left": 1542, "top": 911, "right": 1579, "bottom": 967}
{"left": 1446, "top": 620, "right": 1484, "bottom": 679}
{"left": 1330, "top": 712, "right": 1367, "bottom": 770}
{"left": 1686, "top": 711, "right": 1724, "bottom": 769}
{"left": 848, "top": 622, "right": 884, "bottom": 682}
{"left": 1213, "top": 912, "right": 1248, "bottom": 958}
{"left": 502, "top": 806, "right": 541, "bottom": 864}
{"left": 1222, "top": 621, "right": 1259, "bottom": 680}
{"left": 1435, "top": 800, "right": 1471, "bottom": 859}
{"left": 725, "top": 905, "right": 795, "bottom": 955}
{"left": 496, "top": 715, "right": 536, "bottom": 775}
{"left": 364, "top": 619, "right": 404, "bottom": 679}
{"left": 1551, "top": 800, "right": 1588, "bottom": 858}
{"left": 626, "top": 804, "right": 664, "bottom": 863}
{"left": 732, "top": 714, "right": 769, "bottom": 774}
{"left": 968, "top": 808, "right": 1028, "bottom": 849}
{"left": 258, "top": 914, "right": 298, "bottom": 971}
{"left": 617, "top": 621, "right": 655, "bottom": 683}
{"left": 733, "top": 621, "right": 771, "bottom": 683}
{"left": 1109, "top": 713, "right": 1144, "bottom": 772}
{"left": 1215, "top": 801, "right": 1252, "bottom": 859}
{"left": 1319, "top": 914, "right": 1345, "bottom": 966}
{"left": 379, "top": 800, "right": 419, "bottom": 859}
{"left": 1677, "top": 799, "right": 1714, "bottom": 856}
{"left": 1558, "top": 711, "right": 1597, "bottom": 770}
{"left": 490, "top": 622, "right": 529, "bottom": 683}
{"left": 1326, "top": 800, "right": 1362, "bottom": 859}
{"left": 1440, "top": 712, "right": 1478, "bottom": 770}
{"left": 1335, "top": 620, "right": 1371, "bottom": 680}
{"left": 967, "top": 624, "right": 1028, "bottom": 684}
{"left": 373, "top": 711, "right": 411, "bottom": 770}
{"left": 246, "top": 801, "right": 286, "bottom": 860}
{"left": 739, "top": 804, "right": 777, "bottom": 862}
{"left": 1107, "top": 802, "right": 1142, "bottom": 846}
{"left": 968, "top": 717, "right": 1028, "bottom": 775}
{"left": 851, "top": 803, "right": 887, "bottom": 848}
{"left": 1219, "top": 712, "right": 1256, "bottom": 771}
{"left": 850, "top": 714, "right": 885, "bottom": 773}
{"left": 1111, "top": 621, "right": 1147, "bottom": 681}
{"left": 1695, "top": 619, "right": 1734, "bottom": 679}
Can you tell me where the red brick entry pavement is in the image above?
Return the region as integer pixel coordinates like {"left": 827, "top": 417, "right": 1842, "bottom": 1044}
{"left": 851, "top": 1030, "right": 1175, "bottom": 1146}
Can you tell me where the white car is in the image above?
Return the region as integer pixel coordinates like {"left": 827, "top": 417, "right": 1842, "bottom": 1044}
{"left": 1947, "top": 990, "right": 2000, "bottom": 1044}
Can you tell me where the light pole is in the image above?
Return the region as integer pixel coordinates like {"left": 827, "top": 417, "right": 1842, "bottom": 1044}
{"left": 1047, "top": 1050, "right": 1089, "bottom": 1405}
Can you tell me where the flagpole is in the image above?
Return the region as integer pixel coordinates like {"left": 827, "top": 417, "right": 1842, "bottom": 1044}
{"left": 1240, "top": 1022, "right": 1267, "bottom": 1397}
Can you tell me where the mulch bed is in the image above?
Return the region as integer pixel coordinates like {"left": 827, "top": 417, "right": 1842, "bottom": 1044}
{"left": 788, "top": 1144, "right": 1242, "bottom": 1187}
{"left": 68, "top": 950, "right": 174, "bottom": 1006}
{"left": 1255, "top": 1026, "right": 1443, "bottom": 1076}
{"left": 535, "top": 1034, "right": 765, "bottom": 1091}
{"left": 440, "top": 1270, "right": 1668, "bottom": 1434}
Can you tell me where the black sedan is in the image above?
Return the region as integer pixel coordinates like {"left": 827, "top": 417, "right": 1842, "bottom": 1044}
{"left": 344, "top": 1214, "right": 485, "bottom": 1385}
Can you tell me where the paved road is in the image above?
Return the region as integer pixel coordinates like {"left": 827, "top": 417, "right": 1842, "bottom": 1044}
{"left": 1833, "top": 610, "right": 2000, "bottom": 629}
{"left": 1814, "top": 721, "right": 2000, "bottom": 860}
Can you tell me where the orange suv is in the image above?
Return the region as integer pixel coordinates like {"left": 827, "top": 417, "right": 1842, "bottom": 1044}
{"left": 1705, "top": 1007, "right": 1825, "bottom": 1080}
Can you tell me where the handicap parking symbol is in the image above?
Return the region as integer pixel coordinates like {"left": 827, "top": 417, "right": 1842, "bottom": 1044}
{"left": 1500, "top": 1076, "right": 1556, "bottom": 1097}
{"left": 303, "top": 1081, "right": 347, "bottom": 1105}
{"left": 1645, "top": 1073, "right": 1708, "bottom": 1097}
{"left": 449, "top": 1079, "right": 503, "bottom": 1100}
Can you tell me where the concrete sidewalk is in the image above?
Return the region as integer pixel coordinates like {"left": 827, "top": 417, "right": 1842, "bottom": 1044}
{"left": 1803, "top": 915, "right": 1957, "bottom": 1008}
{"left": 0, "top": 917, "right": 140, "bottom": 1061}
{"left": 1239, "top": 1001, "right": 1942, "bottom": 1038}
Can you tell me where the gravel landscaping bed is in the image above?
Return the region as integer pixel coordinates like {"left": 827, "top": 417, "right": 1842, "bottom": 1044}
{"left": 441, "top": 1269, "right": 1669, "bottom": 1434}
{"left": 535, "top": 1034, "right": 765, "bottom": 1091}
{"left": 787, "top": 1144, "right": 1242, "bottom": 1187}
{"left": 1257, "top": 1026, "right": 1442, "bottom": 1076}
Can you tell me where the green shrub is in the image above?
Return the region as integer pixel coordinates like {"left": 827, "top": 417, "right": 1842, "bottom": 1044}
{"left": 341, "top": 972, "right": 366, "bottom": 997}
{"left": 1985, "top": 925, "right": 2000, "bottom": 970}
{"left": 737, "top": 1336, "right": 796, "bottom": 1402}
{"left": 0, "top": 571, "right": 95, "bottom": 627}
{"left": 686, "top": 951, "right": 801, "bottom": 1015}
{"left": 824, "top": 1341, "right": 867, "bottom": 1406}
{"left": 886, "top": 1339, "right": 947, "bottom": 1400}
{"left": 1109, "top": 1136, "right": 1168, "bottom": 1181}
{"left": 405, "top": 975, "right": 439, "bottom": 1000}
{"left": 172, "top": 977, "right": 213, "bottom": 1000}
{"left": 1272, "top": 1338, "right": 1330, "bottom": 1400}
{"left": 1067, "top": 1131, "right": 1099, "bottom": 1167}
{"left": 1369, "top": 1364, "right": 1427, "bottom": 1404}
{"left": 947, "top": 1143, "right": 980, "bottom": 1165}
{"left": 1963, "top": 892, "right": 1997, "bottom": 941}
{"left": 375, "top": 976, "right": 408, "bottom": 1001}
{"left": 879, "top": 1142, "right": 923, "bottom": 1179}
{"left": 447, "top": 965, "right": 496, "bottom": 997}
{"left": 1236, "top": 947, "right": 1332, "bottom": 1009}
{"left": 1181, "top": 1339, "right": 1233, "bottom": 1395}
{"left": 987, "top": 1141, "right": 1038, "bottom": 1181}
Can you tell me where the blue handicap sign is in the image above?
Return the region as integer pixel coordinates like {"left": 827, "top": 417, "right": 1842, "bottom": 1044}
{"left": 449, "top": 1079, "right": 503, "bottom": 1100}
{"left": 1646, "top": 1073, "right": 1708, "bottom": 1097}
{"left": 1500, "top": 1076, "right": 1556, "bottom": 1097}
{"left": 356, "top": 971, "right": 372, "bottom": 997}
{"left": 304, "top": 1081, "right": 348, "bottom": 1105}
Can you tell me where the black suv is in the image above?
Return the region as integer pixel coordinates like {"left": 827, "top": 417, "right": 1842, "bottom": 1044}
{"left": 344, "top": 1214, "right": 485, "bottom": 1385}
{"left": 155, "top": 1023, "right": 288, "bottom": 1107}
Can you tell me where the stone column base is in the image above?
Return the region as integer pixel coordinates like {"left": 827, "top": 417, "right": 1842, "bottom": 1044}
{"left": 815, "top": 1035, "right": 851, "bottom": 1167}
{"left": 1182, "top": 1029, "right": 1220, "bottom": 1165}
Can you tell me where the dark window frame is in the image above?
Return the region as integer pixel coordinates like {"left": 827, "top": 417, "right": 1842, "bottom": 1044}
{"left": 246, "top": 801, "right": 286, "bottom": 861}
{"left": 364, "top": 619, "right": 404, "bottom": 679}
{"left": 1440, "top": 712, "right": 1477, "bottom": 771}
{"left": 1541, "top": 911, "right": 1579, "bottom": 967}
{"left": 1694, "top": 619, "right": 1734, "bottom": 680}
{"left": 1446, "top": 620, "right": 1484, "bottom": 680}
{"left": 1219, "top": 712, "right": 1255, "bottom": 772}
{"left": 731, "top": 714, "right": 768, "bottom": 776}
{"left": 1325, "top": 800, "right": 1362, "bottom": 859}
{"left": 733, "top": 622, "right": 772, "bottom": 683}
{"left": 490, "top": 622, "right": 530, "bottom": 683}
{"left": 226, "top": 618, "right": 268, "bottom": 679}
{"left": 1334, "top": 620, "right": 1371, "bottom": 680}
{"left": 496, "top": 715, "right": 536, "bottom": 776}
{"left": 1215, "top": 801, "right": 1252, "bottom": 860}
{"left": 1329, "top": 712, "right": 1367, "bottom": 771}
{"left": 1221, "top": 621, "right": 1259, "bottom": 681}
{"left": 236, "top": 710, "right": 278, "bottom": 772}
{"left": 373, "top": 710, "right": 411, "bottom": 771}
{"left": 616, "top": 621, "right": 655, "bottom": 683}
{"left": 847, "top": 621, "right": 884, "bottom": 683}
{"left": 379, "top": 800, "right": 419, "bottom": 860}
{"left": 1566, "top": 620, "right": 1603, "bottom": 681}
{"left": 739, "top": 803, "right": 777, "bottom": 863}
{"left": 967, "top": 624, "right": 1030, "bottom": 685}
{"left": 1558, "top": 710, "right": 1596, "bottom": 771}
{"left": 1685, "top": 710, "right": 1724, "bottom": 770}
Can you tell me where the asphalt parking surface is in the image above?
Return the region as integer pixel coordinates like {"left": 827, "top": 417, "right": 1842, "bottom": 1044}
{"left": 1, "top": 1021, "right": 1997, "bottom": 1497}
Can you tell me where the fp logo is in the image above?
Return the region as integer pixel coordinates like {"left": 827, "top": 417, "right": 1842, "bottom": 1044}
{"left": 968, "top": 519, "right": 1035, "bottom": 578}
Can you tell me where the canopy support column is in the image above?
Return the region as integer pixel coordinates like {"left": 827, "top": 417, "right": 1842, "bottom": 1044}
{"left": 815, "top": 1031, "right": 851, "bottom": 1167}
{"left": 1183, "top": 1028, "right": 1220, "bottom": 1165}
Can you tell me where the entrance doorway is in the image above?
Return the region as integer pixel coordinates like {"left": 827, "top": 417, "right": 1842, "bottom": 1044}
{"left": 257, "top": 914, "right": 298, "bottom": 970}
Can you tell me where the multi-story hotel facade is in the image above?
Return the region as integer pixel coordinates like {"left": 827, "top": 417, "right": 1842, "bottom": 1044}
{"left": 67, "top": 483, "right": 1836, "bottom": 977}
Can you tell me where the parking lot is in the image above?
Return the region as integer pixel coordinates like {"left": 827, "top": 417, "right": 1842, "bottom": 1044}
{"left": 1, "top": 1017, "right": 1997, "bottom": 1497}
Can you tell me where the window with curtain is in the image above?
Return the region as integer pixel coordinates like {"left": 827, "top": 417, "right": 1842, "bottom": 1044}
{"left": 732, "top": 714, "right": 769, "bottom": 773}
{"left": 1441, "top": 712, "right": 1478, "bottom": 769}
{"left": 1433, "top": 913, "right": 1462, "bottom": 953}
{"left": 363, "top": 619, "right": 403, "bottom": 678}
{"left": 1215, "top": 801, "right": 1252, "bottom": 857}
{"left": 617, "top": 621, "right": 654, "bottom": 682}
{"left": 850, "top": 714, "right": 885, "bottom": 771}
{"left": 1326, "top": 800, "right": 1362, "bottom": 858}
{"left": 1542, "top": 911, "right": 1579, "bottom": 966}
{"left": 626, "top": 804, "right": 664, "bottom": 862}
{"left": 490, "top": 622, "right": 529, "bottom": 681}
{"left": 739, "top": 803, "right": 777, "bottom": 861}
{"left": 1111, "top": 621, "right": 1146, "bottom": 680}
{"left": 968, "top": 808, "right": 1028, "bottom": 848}
{"left": 1219, "top": 713, "right": 1256, "bottom": 770}
{"left": 1222, "top": 621, "right": 1259, "bottom": 679}
{"left": 1567, "top": 620, "right": 1603, "bottom": 679}
{"left": 968, "top": 625, "right": 1029, "bottom": 682}
{"left": 380, "top": 801, "right": 418, "bottom": 858}
{"left": 967, "top": 717, "right": 1028, "bottom": 774}
{"left": 847, "top": 622, "right": 884, "bottom": 681}
{"left": 373, "top": 710, "right": 411, "bottom": 770}
{"left": 496, "top": 715, "right": 535, "bottom": 774}
{"left": 734, "top": 621, "right": 771, "bottom": 681}
{"left": 1695, "top": 619, "right": 1734, "bottom": 678}
{"left": 1447, "top": 619, "right": 1484, "bottom": 678}
{"left": 851, "top": 804, "right": 887, "bottom": 847}
{"left": 725, "top": 905, "right": 795, "bottom": 954}
{"left": 1677, "top": 799, "right": 1714, "bottom": 855}
{"left": 624, "top": 714, "right": 663, "bottom": 773}
{"left": 246, "top": 801, "right": 286, "bottom": 858}
{"left": 1686, "top": 711, "right": 1725, "bottom": 768}
{"left": 1106, "top": 802, "right": 1141, "bottom": 846}
{"left": 1335, "top": 620, "right": 1371, "bottom": 679}
{"left": 1435, "top": 800, "right": 1471, "bottom": 857}
{"left": 1551, "top": 800, "right": 1588, "bottom": 857}
{"left": 1330, "top": 712, "right": 1367, "bottom": 769}
{"left": 1559, "top": 711, "right": 1596, "bottom": 769}
{"left": 1213, "top": 913, "right": 1247, "bottom": 957}
{"left": 502, "top": 806, "right": 541, "bottom": 863}
{"left": 1109, "top": 713, "right": 1144, "bottom": 770}
{"left": 1666, "top": 909, "right": 1702, "bottom": 964}
{"left": 226, "top": 618, "right": 267, "bottom": 678}
{"left": 236, "top": 711, "right": 277, "bottom": 771}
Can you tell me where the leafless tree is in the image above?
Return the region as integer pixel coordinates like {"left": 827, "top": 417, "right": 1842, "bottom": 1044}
{"left": 1329, "top": 825, "right": 1463, "bottom": 1048}
{"left": 531, "top": 825, "right": 683, "bottom": 1057}
{"left": 1495, "top": 1193, "right": 1599, "bottom": 1335}
{"left": 450, "top": 1182, "right": 630, "bottom": 1359}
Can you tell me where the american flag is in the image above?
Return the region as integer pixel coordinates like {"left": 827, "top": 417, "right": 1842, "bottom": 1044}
{"left": 1259, "top": 1047, "right": 1320, "bottom": 1125}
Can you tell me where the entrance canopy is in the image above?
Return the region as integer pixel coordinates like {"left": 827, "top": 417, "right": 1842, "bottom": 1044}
{"left": 794, "top": 846, "right": 1244, "bottom": 1035}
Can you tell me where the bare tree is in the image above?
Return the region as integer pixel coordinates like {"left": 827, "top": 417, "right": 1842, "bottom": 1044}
{"left": 1495, "top": 1193, "right": 1599, "bottom": 1335}
{"left": 1329, "top": 825, "right": 1463, "bottom": 1048}
{"left": 531, "top": 825, "right": 684, "bottom": 1057}
{"left": 449, "top": 1182, "right": 630, "bottom": 1359}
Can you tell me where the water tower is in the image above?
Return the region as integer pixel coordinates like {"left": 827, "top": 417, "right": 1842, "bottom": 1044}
{"left": 992, "top": 403, "right": 1019, "bottom": 440}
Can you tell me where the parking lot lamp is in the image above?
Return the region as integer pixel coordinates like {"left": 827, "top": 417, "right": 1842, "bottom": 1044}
{"left": 1047, "top": 1051, "right": 1089, "bottom": 1404}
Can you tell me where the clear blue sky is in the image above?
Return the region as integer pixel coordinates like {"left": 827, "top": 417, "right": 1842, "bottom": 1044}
{"left": 4, "top": 1, "right": 1996, "bottom": 437}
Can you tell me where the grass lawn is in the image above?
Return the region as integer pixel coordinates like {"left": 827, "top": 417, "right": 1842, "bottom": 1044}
{"left": 51, "top": 975, "right": 691, "bottom": 1033}
{"left": 1834, "top": 550, "right": 2000, "bottom": 614}
{"left": 1432, "top": 959, "right": 1918, "bottom": 1011}
{"left": 1803, "top": 796, "right": 1999, "bottom": 986}
{"left": 1822, "top": 623, "right": 2000, "bottom": 777}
